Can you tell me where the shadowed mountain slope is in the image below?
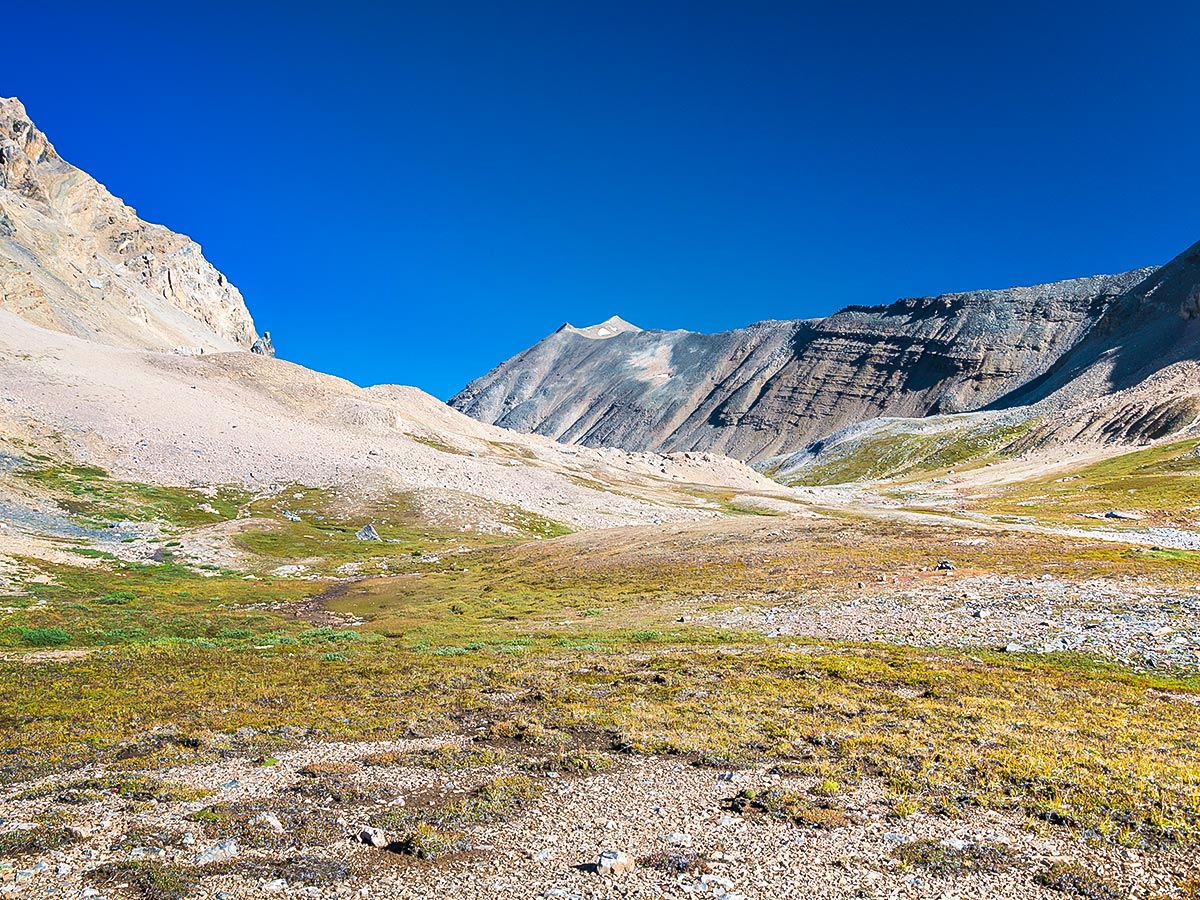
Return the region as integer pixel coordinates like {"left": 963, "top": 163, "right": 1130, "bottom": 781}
{"left": 1005, "top": 238, "right": 1200, "bottom": 448}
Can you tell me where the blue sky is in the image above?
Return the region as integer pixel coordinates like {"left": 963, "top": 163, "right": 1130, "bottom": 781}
{"left": 6, "top": 1, "right": 1199, "bottom": 398}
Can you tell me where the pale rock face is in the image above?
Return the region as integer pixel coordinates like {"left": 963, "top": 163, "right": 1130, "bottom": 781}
{"left": 451, "top": 269, "right": 1155, "bottom": 462}
{"left": 0, "top": 96, "right": 259, "bottom": 351}
{"left": 557, "top": 315, "right": 642, "bottom": 339}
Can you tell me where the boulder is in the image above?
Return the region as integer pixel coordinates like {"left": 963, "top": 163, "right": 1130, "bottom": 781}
{"left": 356, "top": 826, "right": 388, "bottom": 848}
{"left": 196, "top": 839, "right": 237, "bottom": 865}
{"left": 251, "top": 331, "right": 275, "bottom": 357}
{"left": 251, "top": 812, "right": 284, "bottom": 834}
{"left": 596, "top": 849, "right": 635, "bottom": 876}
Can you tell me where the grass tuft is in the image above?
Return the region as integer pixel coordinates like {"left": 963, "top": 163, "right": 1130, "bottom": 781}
{"left": 892, "top": 838, "right": 1016, "bottom": 875}
{"left": 726, "top": 787, "right": 851, "bottom": 829}
{"left": 1034, "top": 861, "right": 1124, "bottom": 899}
{"left": 88, "top": 861, "right": 197, "bottom": 900}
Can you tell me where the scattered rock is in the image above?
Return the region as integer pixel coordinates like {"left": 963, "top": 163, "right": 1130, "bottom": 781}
{"left": 197, "top": 839, "right": 238, "bottom": 865}
{"left": 356, "top": 826, "right": 388, "bottom": 848}
{"left": 355, "top": 524, "right": 381, "bottom": 542}
{"left": 1105, "top": 510, "right": 1144, "bottom": 521}
{"left": 251, "top": 332, "right": 276, "bottom": 357}
{"left": 596, "top": 849, "right": 636, "bottom": 876}
{"left": 252, "top": 812, "right": 284, "bottom": 834}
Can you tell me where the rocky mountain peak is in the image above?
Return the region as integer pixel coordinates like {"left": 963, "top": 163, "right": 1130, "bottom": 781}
{"left": 556, "top": 315, "right": 642, "bottom": 339}
{"left": 0, "top": 96, "right": 261, "bottom": 352}
{"left": 0, "top": 97, "right": 59, "bottom": 205}
{"left": 451, "top": 265, "right": 1159, "bottom": 462}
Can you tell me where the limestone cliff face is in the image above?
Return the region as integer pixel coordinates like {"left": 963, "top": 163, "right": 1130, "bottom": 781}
{"left": 451, "top": 270, "right": 1154, "bottom": 462}
{"left": 0, "top": 97, "right": 259, "bottom": 351}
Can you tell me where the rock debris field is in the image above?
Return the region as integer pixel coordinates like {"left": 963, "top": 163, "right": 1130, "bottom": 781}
{"left": 2, "top": 737, "right": 1195, "bottom": 900}
{"left": 714, "top": 574, "right": 1200, "bottom": 671}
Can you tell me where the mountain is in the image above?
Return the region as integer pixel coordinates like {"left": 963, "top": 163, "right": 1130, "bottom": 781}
{"left": 451, "top": 268, "right": 1154, "bottom": 462}
{"left": 0, "top": 310, "right": 785, "bottom": 529}
{"left": 1006, "top": 238, "right": 1200, "bottom": 446}
{"left": 0, "top": 98, "right": 783, "bottom": 532}
{"left": 0, "top": 97, "right": 259, "bottom": 352}
{"left": 757, "top": 237, "right": 1200, "bottom": 484}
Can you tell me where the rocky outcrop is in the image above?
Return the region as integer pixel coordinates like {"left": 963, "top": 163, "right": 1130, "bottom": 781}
{"left": 251, "top": 332, "right": 276, "bottom": 356}
{"left": 452, "top": 269, "right": 1153, "bottom": 462}
{"left": 1003, "top": 238, "right": 1200, "bottom": 448}
{"left": 0, "top": 96, "right": 260, "bottom": 351}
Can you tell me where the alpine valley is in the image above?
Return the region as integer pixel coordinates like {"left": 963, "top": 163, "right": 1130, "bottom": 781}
{"left": 2, "top": 98, "right": 1199, "bottom": 900}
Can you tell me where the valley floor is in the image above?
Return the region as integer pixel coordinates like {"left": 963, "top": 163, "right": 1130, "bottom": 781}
{"left": 2, "top": 456, "right": 1200, "bottom": 899}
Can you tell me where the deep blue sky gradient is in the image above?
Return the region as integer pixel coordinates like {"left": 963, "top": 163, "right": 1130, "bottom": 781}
{"left": 6, "top": 1, "right": 1199, "bottom": 397}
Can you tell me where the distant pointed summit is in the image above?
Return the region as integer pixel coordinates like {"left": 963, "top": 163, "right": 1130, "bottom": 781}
{"left": 555, "top": 315, "right": 641, "bottom": 339}
{"left": 451, "top": 265, "right": 1164, "bottom": 462}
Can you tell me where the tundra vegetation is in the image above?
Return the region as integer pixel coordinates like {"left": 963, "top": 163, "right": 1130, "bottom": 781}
{"left": 2, "top": 456, "right": 1200, "bottom": 897}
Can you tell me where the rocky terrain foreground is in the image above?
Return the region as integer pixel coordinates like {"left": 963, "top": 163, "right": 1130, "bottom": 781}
{"left": 5, "top": 731, "right": 1197, "bottom": 900}
{"left": 2, "top": 97, "right": 1200, "bottom": 899}
{"left": 3, "top": 500, "right": 1200, "bottom": 900}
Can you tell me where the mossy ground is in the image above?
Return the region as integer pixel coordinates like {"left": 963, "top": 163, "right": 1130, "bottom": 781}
{"left": 236, "top": 484, "right": 570, "bottom": 574}
{"left": 3, "top": 468, "right": 1200, "bottom": 854}
{"left": 371, "top": 774, "right": 545, "bottom": 858}
{"left": 892, "top": 838, "right": 1016, "bottom": 875}
{"left": 16, "top": 459, "right": 248, "bottom": 527}
{"left": 783, "top": 420, "right": 1034, "bottom": 486}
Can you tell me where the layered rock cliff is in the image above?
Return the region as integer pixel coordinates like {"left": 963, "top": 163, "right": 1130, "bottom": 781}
{"left": 452, "top": 269, "right": 1154, "bottom": 462}
{"left": 0, "top": 97, "right": 259, "bottom": 351}
{"left": 1004, "top": 238, "right": 1200, "bottom": 447}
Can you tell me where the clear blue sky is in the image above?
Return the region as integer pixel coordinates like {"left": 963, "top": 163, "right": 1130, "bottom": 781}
{"left": 7, "top": 1, "right": 1199, "bottom": 398}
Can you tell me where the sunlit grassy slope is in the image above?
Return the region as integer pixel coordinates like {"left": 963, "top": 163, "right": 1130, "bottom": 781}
{"left": 975, "top": 438, "right": 1200, "bottom": 526}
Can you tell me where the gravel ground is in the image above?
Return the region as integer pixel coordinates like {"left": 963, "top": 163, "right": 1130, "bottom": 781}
{"left": 710, "top": 573, "right": 1200, "bottom": 671}
{"left": 2, "top": 737, "right": 1195, "bottom": 900}
{"left": 0, "top": 499, "right": 143, "bottom": 544}
{"left": 1050, "top": 526, "right": 1200, "bottom": 552}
